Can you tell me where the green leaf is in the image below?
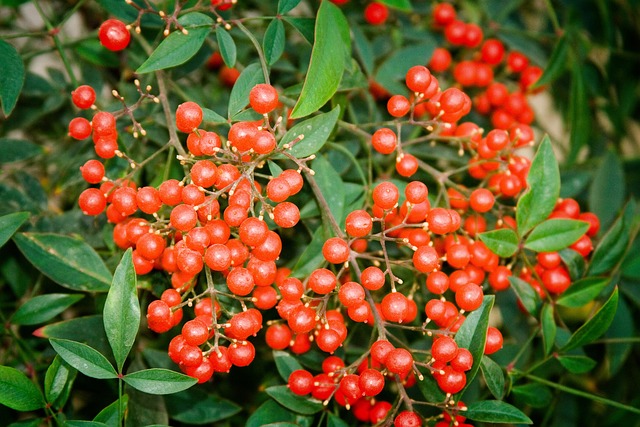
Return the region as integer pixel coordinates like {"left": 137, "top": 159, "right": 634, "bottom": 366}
{"left": 273, "top": 350, "right": 303, "bottom": 382}
{"left": 480, "top": 356, "right": 505, "bottom": 400}
{"left": 588, "top": 200, "right": 635, "bottom": 276}
{"left": 35, "top": 315, "right": 111, "bottom": 357}
{"left": 562, "top": 287, "right": 619, "bottom": 352}
{"left": 104, "top": 249, "right": 139, "bottom": 373}
{"left": 0, "top": 366, "right": 44, "bottom": 411}
{"left": 264, "top": 19, "right": 285, "bottom": 66}
{"left": 265, "top": 385, "right": 324, "bottom": 415}
{"left": 464, "top": 400, "right": 533, "bottom": 424}
{"left": 478, "top": 228, "right": 519, "bottom": 258}
{"left": 328, "top": 413, "right": 350, "bottom": 427}
{"left": 12, "top": 293, "right": 84, "bottom": 325}
{"left": 279, "top": 106, "right": 340, "bottom": 158}
{"left": 123, "top": 369, "right": 196, "bottom": 395}
{"left": 278, "top": 0, "right": 301, "bottom": 14}
{"left": 508, "top": 276, "right": 542, "bottom": 317}
{"left": 14, "top": 233, "right": 112, "bottom": 292}
{"left": 49, "top": 338, "right": 117, "bottom": 380}
{"left": 588, "top": 150, "right": 625, "bottom": 230}
{"left": 0, "top": 211, "right": 28, "bottom": 248}
{"left": 556, "top": 355, "right": 597, "bottom": 373}
{"left": 0, "top": 139, "right": 43, "bottom": 164}
{"left": 567, "top": 66, "right": 589, "bottom": 164}
{"left": 44, "top": 355, "right": 77, "bottom": 409}
{"left": 375, "top": 43, "right": 435, "bottom": 95}
{"left": 94, "top": 395, "right": 128, "bottom": 426}
{"left": 559, "top": 248, "right": 586, "bottom": 280}
{"left": 292, "top": 226, "right": 326, "bottom": 278}
{"left": 290, "top": 1, "right": 350, "bottom": 119}
{"left": 65, "top": 422, "right": 109, "bottom": 427}
{"left": 351, "top": 24, "right": 374, "bottom": 76}
{"left": 556, "top": 277, "right": 609, "bottom": 308}
{"left": 541, "top": 303, "right": 556, "bottom": 355}
{"left": 311, "top": 154, "right": 346, "bottom": 226}
{"left": 136, "top": 13, "right": 213, "bottom": 73}
{"left": 246, "top": 399, "right": 297, "bottom": 427}
{"left": 516, "top": 136, "right": 560, "bottom": 236}
{"left": 455, "top": 295, "right": 495, "bottom": 394}
{"left": 524, "top": 219, "right": 589, "bottom": 252}
{"left": 228, "top": 62, "right": 265, "bottom": 118}
{"left": 379, "top": 0, "right": 412, "bottom": 11}
{"left": 166, "top": 388, "right": 241, "bottom": 424}
{"left": 511, "top": 383, "right": 553, "bottom": 408}
{"left": 283, "top": 17, "right": 314, "bottom": 44}
{"left": 606, "top": 297, "right": 633, "bottom": 376}
{"left": 0, "top": 40, "right": 25, "bottom": 116}
{"left": 531, "top": 34, "right": 568, "bottom": 89}
{"left": 216, "top": 27, "right": 236, "bottom": 68}
{"left": 416, "top": 369, "right": 445, "bottom": 402}
{"left": 202, "top": 107, "right": 228, "bottom": 124}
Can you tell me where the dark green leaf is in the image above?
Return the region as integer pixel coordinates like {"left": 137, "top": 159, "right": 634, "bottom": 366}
{"left": 588, "top": 150, "right": 625, "bottom": 231}
{"left": 292, "top": 226, "right": 328, "bottom": 278}
{"left": 562, "top": 287, "right": 619, "bottom": 352}
{"left": 0, "top": 211, "right": 28, "bottom": 248}
{"left": 567, "top": 66, "right": 589, "bottom": 164}
{"left": 0, "top": 139, "right": 43, "bottom": 164}
{"left": 137, "top": 13, "right": 213, "bottom": 73}
{"left": 279, "top": 106, "right": 340, "bottom": 158}
{"left": 44, "top": 355, "right": 77, "bottom": 409}
{"left": 123, "top": 369, "right": 196, "bottom": 395}
{"left": 202, "top": 107, "right": 228, "bottom": 124}
{"left": 516, "top": 136, "right": 560, "bottom": 236}
{"left": 8, "top": 420, "right": 46, "bottom": 427}
{"left": 480, "top": 356, "right": 505, "bottom": 400}
{"left": 511, "top": 383, "right": 553, "bottom": 408}
{"left": 65, "top": 422, "right": 108, "bottom": 427}
{"left": 49, "top": 338, "right": 117, "bottom": 379}
{"left": 283, "top": 18, "right": 315, "bottom": 44}
{"left": 464, "top": 400, "right": 533, "bottom": 424}
{"left": 351, "top": 24, "right": 374, "bottom": 76}
{"left": 12, "top": 293, "right": 83, "bottom": 325}
{"left": 531, "top": 35, "right": 568, "bottom": 88}
{"left": 559, "top": 248, "right": 586, "bottom": 280}
{"left": 416, "top": 369, "right": 445, "bottom": 402}
{"left": 375, "top": 43, "right": 435, "bottom": 95}
{"left": 588, "top": 200, "right": 635, "bottom": 276}
{"left": 524, "top": 219, "right": 589, "bottom": 252}
{"left": 379, "top": 0, "right": 412, "bottom": 11}
{"left": 328, "top": 413, "right": 350, "bottom": 427}
{"left": 0, "top": 40, "right": 25, "bottom": 116}
{"left": 228, "top": 62, "right": 265, "bottom": 118}
{"left": 104, "top": 249, "right": 139, "bottom": 373}
{"left": 246, "top": 400, "right": 297, "bottom": 427}
{"left": 311, "top": 154, "right": 346, "bottom": 226}
{"left": 290, "top": 1, "right": 350, "bottom": 119}
{"left": 264, "top": 19, "right": 285, "bottom": 66}
{"left": 273, "top": 350, "right": 303, "bottom": 382}
{"left": 166, "top": 388, "right": 241, "bottom": 424}
{"left": 478, "top": 228, "right": 519, "bottom": 257}
{"left": 35, "top": 315, "right": 111, "bottom": 357}
{"left": 14, "top": 232, "right": 111, "bottom": 292}
{"left": 622, "top": 251, "right": 640, "bottom": 280}
{"left": 556, "top": 355, "right": 597, "bottom": 373}
{"left": 265, "top": 385, "right": 323, "bottom": 415}
{"left": 216, "top": 27, "right": 236, "bottom": 68}
{"left": 541, "top": 303, "right": 556, "bottom": 355}
{"left": 93, "top": 395, "right": 128, "bottom": 426}
{"left": 455, "top": 295, "right": 495, "bottom": 394}
{"left": 0, "top": 366, "right": 44, "bottom": 411}
{"left": 556, "top": 277, "right": 609, "bottom": 308}
{"left": 75, "top": 39, "right": 120, "bottom": 68}
{"left": 606, "top": 297, "right": 633, "bottom": 376}
{"left": 278, "top": 0, "right": 301, "bottom": 14}
{"left": 508, "top": 277, "right": 541, "bottom": 317}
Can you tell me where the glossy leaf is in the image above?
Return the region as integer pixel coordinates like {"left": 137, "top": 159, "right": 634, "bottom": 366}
{"left": 588, "top": 150, "right": 625, "bottom": 230}
{"left": 562, "top": 287, "right": 619, "bottom": 352}
{"left": 283, "top": 17, "right": 314, "bottom": 44}
{"left": 478, "top": 228, "right": 519, "bottom": 258}
{"left": 44, "top": 355, "right": 77, "bottom": 409}
{"left": 480, "top": 356, "right": 505, "bottom": 400}
{"left": 278, "top": 0, "right": 301, "bottom": 14}
{"left": 375, "top": 43, "right": 435, "bottom": 95}
{"left": 14, "top": 233, "right": 112, "bottom": 292}
{"left": 93, "top": 395, "right": 128, "bottom": 426}
{"left": 264, "top": 19, "right": 285, "bottom": 66}
{"left": 379, "top": 0, "right": 412, "bottom": 11}
{"left": 588, "top": 200, "right": 635, "bottom": 276}
{"left": 516, "top": 136, "right": 560, "bottom": 236}
{"left": 524, "top": 219, "right": 589, "bottom": 252}
{"left": 290, "top": 1, "right": 350, "bottom": 119}
{"left": 0, "top": 366, "right": 44, "bottom": 411}
{"left": 137, "top": 13, "right": 213, "bottom": 73}
{"left": 0, "top": 139, "right": 42, "bottom": 164}
{"left": 559, "top": 248, "right": 586, "bottom": 280}
{"left": 509, "top": 276, "right": 542, "bottom": 317}
{"left": 265, "top": 385, "right": 324, "bottom": 415}
{"left": 351, "top": 24, "right": 374, "bottom": 76}
{"left": 228, "top": 62, "right": 265, "bottom": 118}
{"left": 465, "top": 400, "right": 533, "bottom": 424}
{"left": 166, "top": 388, "right": 241, "bottom": 424}
{"left": 541, "top": 303, "right": 556, "bottom": 355}
{"left": 12, "top": 293, "right": 84, "bottom": 325}
{"left": 273, "top": 350, "right": 303, "bottom": 382}
{"left": 49, "top": 338, "right": 117, "bottom": 380}
{"left": 327, "top": 413, "right": 349, "bottom": 427}
{"left": 311, "top": 154, "right": 346, "bottom": 226}
{"left": 202, "top": 107, "right": 228, "bottom": 124}
{"left": 0, "top": 39, "right": 25, "bottom": 116}
{"left": 556, "top": 277, "right": 609, "bottom": 308}
{"left": 291, "top": 226, "right": 326, "bottom": 278}
{"left": 246, "top": 400, "right": 297, "bottom": 427}
{"left": 455, "top": 295, "right": 495, "bottom": 394}
{"left": 35, "top": 315, "right": 111, "bottom": 357}
{"left": 0, "top": 211, "right": 28, "bottom": 248}
{"left": 416, "top": 369, "right": 446, "bottom": 402}
{"left": 556, "top": 355, "right": 597, "bottom": 374}
{"left": 103, "top": 249, "right": 139, "bottom": 373}
{"left": 279, "top": 106, "right": 340, "bottom": 158}
{"left": 123, "top": 369, "right": 196, "bottom": 395}
{"left": 216, "top": 27, "right": 236, "bottom": 68}
{"left": 531, "top": 34, "right": 568, "bottom": 88}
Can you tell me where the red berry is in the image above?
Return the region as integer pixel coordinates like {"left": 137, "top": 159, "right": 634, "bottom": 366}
{"left": 69, "top": 117, "right": 92, "bottom": 140}
{"left": 71, "top": 85, "right": 96, "bottom": 109}
{"left": 371, "top": 128, "right": 397, "bottom": 154}
{"left": 288, "top": 369, "right": 314, "bottom": 395}
{"left": 249, "top": 84, "right": 279, "bottom": 114}
{"left": 176, "top": 102, "right": 203, "bottom": 133}
{"left": 322, "top": 237, "right": 350, "bottom": 264}
{"left": 406, "top": 66, "right": 432, "bottom": 93}
{"left": 98, "top": 19, "right": 130, "bottom": 51}
{"left": 78, "top": 188, "right": 106, "bottom": 216}
{"left": 484, "top": 327, "right": 503, "bottom": 354}
{"left": 387, "top": 95, "right": 410, "bottom": 118}
{"left": 364, "top": 2, "right": 388, "bottom": 25}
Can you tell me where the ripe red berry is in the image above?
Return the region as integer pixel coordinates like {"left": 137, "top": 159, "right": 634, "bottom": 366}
{"left": 413, "top": 245, "right": 440, "bottom": 273}
{"left": 345, "top": 210, "right": 373, "bottom": 237}
{"left": 364, "top": 2, "right": 388, "bottom": 25}
{"left": 373, "top": 182, "right": 399, "bottom": 210}
{"left": 249, "top": 84, "right": 279, "bottom": 114}
{"left": 78, "top": 188, "right": 106, "bottom": 216}
{"left": 431, "top": 336, "right": 458, "bottom": 363}
{"left": 322, "top": 237, "right": 350, "bottom": 264}
{"left": 469, "top": 188, "right": 495, "bottom": 213}
{"left": 481, "top": 39, "right": 505, "bottom": 65}
{"left": 273, "top": 202, "right": 300, "bottom": 228}
{"left": 176, "top": 102, "right": 203, "bottom": 133}
{"left": 288, "top": 369, "right": 314, "bottom": 395}
{"left": 98, "top": 19, "right": 130, "bottom": 51}
{"left": 69, "top": 117, "right": 92, "bottom": 140}
{"left": 385, "top": 348, "right": 413, "bottom": 377}
{"left": 456, "top": 283, "right": 484, "bottom": 311}
{"left": 190, "top": 160, "right": 218, "bottom": 188}
{"left": 387, "top": 95, "right": 411, "bottom": 118}
{"left": 80, "top": 160, "right": 105, "bottom": 184}
{"left": 484, "top": 327, "right": 503, "bottom": 354}
{"left": 71, "top": 85, "right": 96, "bottom": 109}
{"left": 361, "top": 266, "right": 385, "bottom": 291}
{"left": 432, "top": 3, "right": 456, "bottom": 26}
{"left": 394, "top": 411, "right": 422, "bottom": 427}
{"left": 371, "top": 128, "right": 397, "bottom": 154}
{"left": 406, "top": 66, "right": 432, "bottom": 93}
